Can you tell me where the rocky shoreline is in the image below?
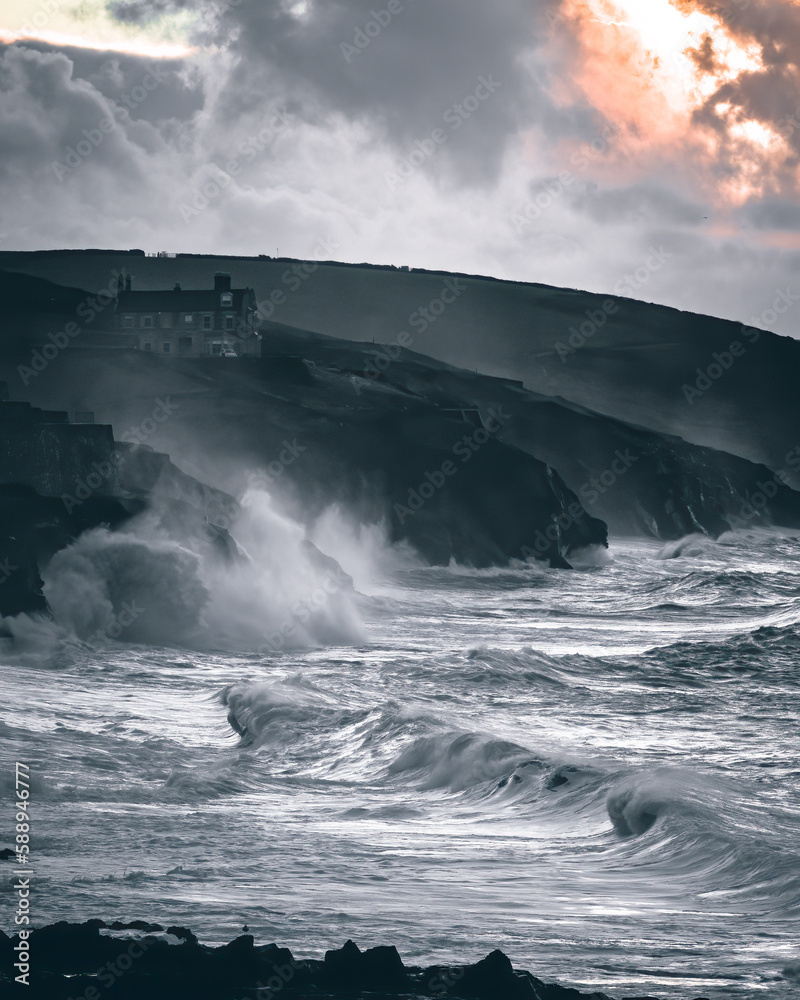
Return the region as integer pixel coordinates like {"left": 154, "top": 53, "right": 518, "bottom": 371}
{"left": 0, "top": 919, "right": 713, "bottom": 1000}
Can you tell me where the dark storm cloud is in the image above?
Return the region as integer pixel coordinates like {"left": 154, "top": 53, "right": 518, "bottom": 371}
{"left": 102, "top": 0, "right": 616, "bottom": 186}
{"left": 0, "top": 41, "right": 187, "bottom": 245}
{"left": 4, "top": 38, "right": 203, "bottom": 127}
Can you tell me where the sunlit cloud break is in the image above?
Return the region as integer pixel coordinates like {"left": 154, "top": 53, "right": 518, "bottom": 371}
{"left": 557, "top": 0, "right": 796, "bottom": 205}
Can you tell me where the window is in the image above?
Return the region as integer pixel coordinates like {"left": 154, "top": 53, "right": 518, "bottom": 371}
{"left": 160, "top": 314, "right": 173, "bottom": 329}
{"left": 122, "top": 315, "right": 135, "bottom": 329}
{"left": 143, "top": 342, "right": 152, "bottom": 352}
{"left": 141, "top": 315, "right": 154, "bottom": 329}
{"left": 221, "top": 292, "right": 233, "bottom": 307}
{"left": 224, "top": 315, "right": 235, "bottom": 331}
{"left": 184, "top": 313, "right": 194, "bottom": 325}
{"left": 202, "top": 315, "right": 212, "bottom": 330}
{"left": 163, "top": 342, "right": 171, "bottom": 353}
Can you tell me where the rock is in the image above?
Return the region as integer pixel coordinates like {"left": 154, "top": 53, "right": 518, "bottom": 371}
{"left": 322, "top": 939, "right": 410, "bottom": 992}
{"left": 165, "top": 925, "right": 198, "bottom": 947}
{"left": 0, "top": 848, "right": 15, "bottom": 860}
{"left": 0, "top": 918, "right": 694, "bottom": 1000}
{"left": 22, "top": 920, "right": 109, "bottom": 972}
{"left": 448, "top": 949, "right": 537, "bottom": 998}
{"left": 323, "top": 939, "right": 363, "bottom": 985}
{"left": 108, "top": 920, "right": 164, "bottom": 933}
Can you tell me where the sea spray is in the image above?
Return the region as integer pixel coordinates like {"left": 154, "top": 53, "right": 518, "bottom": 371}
{"left": 42, "top": 489, "right": 366, "bottom": 651}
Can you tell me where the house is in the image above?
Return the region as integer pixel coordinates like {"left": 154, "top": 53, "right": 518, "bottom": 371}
{"left": 114, "top": 273, "right": 260, "bottom": 357}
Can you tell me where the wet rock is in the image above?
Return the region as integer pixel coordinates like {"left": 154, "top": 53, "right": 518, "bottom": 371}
{"left": 322, "top": 939, "right": 410, "bottom": 992}
{"left": 0, "top": 920, "right": 689, "bottom": 1000}
{"left": 165, "top": 925, "right": 198, "bottom": 946}
{"left": 108, "top": 920, "right": 164, "bottom": 933}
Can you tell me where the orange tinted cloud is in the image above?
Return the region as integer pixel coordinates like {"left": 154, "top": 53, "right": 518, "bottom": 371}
{"left": 552, "top": 0, "right": 798, "bottom": 207}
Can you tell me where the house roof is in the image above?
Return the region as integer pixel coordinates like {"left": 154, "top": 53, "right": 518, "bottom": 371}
{"left": 116, "top": 288, "right": 255, "bottom": 313}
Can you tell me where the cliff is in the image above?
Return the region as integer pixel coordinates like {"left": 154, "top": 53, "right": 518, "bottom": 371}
{"left": 0, "top": 395, "right": 243, "bottom": 620}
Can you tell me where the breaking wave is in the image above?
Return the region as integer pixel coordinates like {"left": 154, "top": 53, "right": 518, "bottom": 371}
{"left": 41, "top": 490, "right": 367, "bottom": 652}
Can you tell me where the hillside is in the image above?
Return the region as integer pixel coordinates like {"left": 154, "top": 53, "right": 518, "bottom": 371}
{"left": 0, "top": 278, "right": 798, "bottom": 551}
{"left": 0, "top": 249, "right": 797, "bottom": 484}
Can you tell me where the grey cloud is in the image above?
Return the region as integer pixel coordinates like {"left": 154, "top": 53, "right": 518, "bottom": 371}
{"left": 736, "top": 196, "right": 800, "bottom": 231}
{"left": 103, "top": 0, "right": 619, "bottom": 187}
{"left": 561, "top": 181, "right": 704, "bottom": 228}
{"left": 7, "top": 38, "right": 205, "bottom": 128}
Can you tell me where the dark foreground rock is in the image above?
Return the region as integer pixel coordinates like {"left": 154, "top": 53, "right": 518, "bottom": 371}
{"left": 0, "top": 921, "right": 715, "bottom": 1000}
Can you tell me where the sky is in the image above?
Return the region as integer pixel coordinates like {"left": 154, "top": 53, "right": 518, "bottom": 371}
{"left": 1, "top": 0, "right": 799, "bottom": 334}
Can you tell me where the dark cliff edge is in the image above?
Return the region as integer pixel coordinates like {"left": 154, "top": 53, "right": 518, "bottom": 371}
{"left": 0, "top": 397, "right": 240, "bottom": 620}
{"left": 258, "top": 325, "right": 800, "bottom": 542}
{"left": 0, "top": 920, "right": 717, "bottom": 1000}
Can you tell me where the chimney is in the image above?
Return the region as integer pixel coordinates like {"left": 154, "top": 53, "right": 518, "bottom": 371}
{"left": 125, "top": 275, "right": 132, "bottom": 292}
{"left": 214, "top": 272, "right": 232, "bottom": 292}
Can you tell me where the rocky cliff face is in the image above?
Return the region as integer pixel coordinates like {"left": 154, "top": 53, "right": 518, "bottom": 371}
{"left": 0, "top": 396, "right": 244, "bottom": 619}
{"left": 0, "top": 485, "right": 135, "bottom": 621}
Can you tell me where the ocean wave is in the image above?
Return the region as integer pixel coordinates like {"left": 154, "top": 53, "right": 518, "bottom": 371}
{"left": 38, "top": 490, "right": 366, "bottom": 653}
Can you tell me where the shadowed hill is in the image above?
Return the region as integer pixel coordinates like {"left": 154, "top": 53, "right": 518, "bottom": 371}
{"left": 1, "top": 284, "right": 799, "bottom": 550}
{"left": 0, "top": 250, "right": 797, "bottom": 483}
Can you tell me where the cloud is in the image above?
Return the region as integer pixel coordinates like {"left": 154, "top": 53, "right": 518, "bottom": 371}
{"left": 0, "top": 1, "right": 796, "bottom": 337}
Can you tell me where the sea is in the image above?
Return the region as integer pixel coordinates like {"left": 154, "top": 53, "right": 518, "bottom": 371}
{"left": 1, "top": 498, "right": 799, "bottom": 999}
